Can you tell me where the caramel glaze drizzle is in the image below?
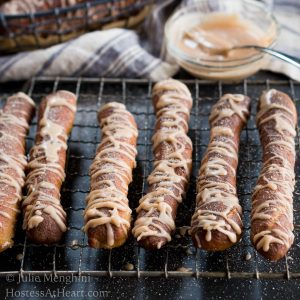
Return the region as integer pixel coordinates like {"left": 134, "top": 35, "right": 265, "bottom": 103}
{"left": 0, "top": 93, "right": 35, "bottom": 251}
{"left": 132, "top": 79, "right": 193, "bottom": 249}
{"left": 84, "top": 102, "right": 138, "bottom": 248}
{"left": 251, "top": 89, "right": 297, "bottom": 259}
{"left": 191, "top": 94, "right": 250, "bottom": 249}
{"left": 22, "top": 91, "right": 76, "bottom": 239}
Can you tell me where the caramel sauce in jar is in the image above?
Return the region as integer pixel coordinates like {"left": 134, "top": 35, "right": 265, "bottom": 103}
{"left": 178, "top": 12, "right": 271, "bottom": 61}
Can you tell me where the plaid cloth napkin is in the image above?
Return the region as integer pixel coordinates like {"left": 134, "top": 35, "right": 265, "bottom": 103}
{"left": 0, "top": 0, "right": 299, "bottom": 82}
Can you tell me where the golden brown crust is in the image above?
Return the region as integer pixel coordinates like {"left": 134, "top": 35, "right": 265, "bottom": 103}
{"left": 0, "top": 93, "right": 35, "bottom": 252}
{"left": 27, "top": 213, "right": 64, "bottom": 244}
{"left": 22, "top": 90, "right": 76, "bottom": 244}
{"left": 191, "top": 94, "right": 250, "bottom": 251}
{"left": 137, "top": 194, "right": 179, "bottom": 250}
{"left": 192, "top": 208, "right": 243, "bottom": 251}
{"left": 84, "top": 102, "right": 138, "bottom": 249}
{"left": 251, "top": 90, "right": 297, "bottom": 261}
{"left": 87, "top": 223, "right": 129, "bottom": 249}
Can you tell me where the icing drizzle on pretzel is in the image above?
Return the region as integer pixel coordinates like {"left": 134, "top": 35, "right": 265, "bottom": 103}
{"left": 132, "top": 79, "right": 193, "bottom": 248}
{"left": 191, "top": 94, "right": 250, "bottom": 247}
{"left": 22, "top": 91, "right": 76, "bottom": 233}
{"left": 251, "top": 89, "right": 296, "bottom": 253}
{"left": 0, "top": 93, "right": 35, "bottom": 250}
{"left": 84, "top": 102, "right": 138, "bottom": 248}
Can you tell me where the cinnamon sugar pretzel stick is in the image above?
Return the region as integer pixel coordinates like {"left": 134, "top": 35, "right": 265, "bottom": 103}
{"left": 22, "top": 91, "right": 77, "bottom": 244}
{"left": 132, "top": 79, "right": 193, "bottom": 250}
{"left": 251, "top": 89, "right": 297, "bottom": 261}
{"left": 0, "top": 93, "right": 35, "bottom": 252}
{"left": 191, "top": 94, "right": 250, "bottom": 251}
{"left": 84, "top": 102, "right": 138, "bottom": 249}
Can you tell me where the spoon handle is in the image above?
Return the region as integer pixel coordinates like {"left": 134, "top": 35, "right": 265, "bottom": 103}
{"left": 240, "top": 45, "right": 300, "bottom": 69}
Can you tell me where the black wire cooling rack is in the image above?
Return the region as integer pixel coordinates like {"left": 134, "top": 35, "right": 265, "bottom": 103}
{"left": 0, "top": 76, "right": 300, "bottom": 280}
{"left": 0, "top": 0, "right": 153, "bottom": 53}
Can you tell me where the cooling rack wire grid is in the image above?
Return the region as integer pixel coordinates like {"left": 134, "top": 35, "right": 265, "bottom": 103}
{"left": 0, "top": 76, "right": 300, "bottom": 280}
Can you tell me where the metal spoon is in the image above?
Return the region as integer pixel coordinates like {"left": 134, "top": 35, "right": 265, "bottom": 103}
{"left": 204, "top": 45, "right": 300, "bottom": 69}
